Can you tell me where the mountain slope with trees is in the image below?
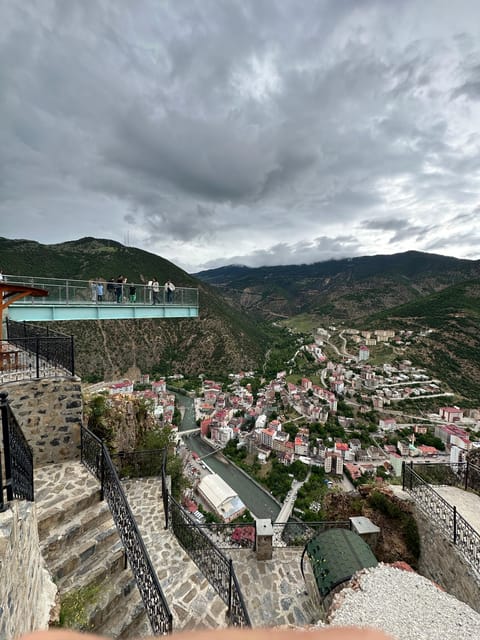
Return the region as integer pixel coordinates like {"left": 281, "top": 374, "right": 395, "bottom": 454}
{"left": 360, "top": 279, "right": 480, "bottom": 402}
{"left": 2, "top": 237, "right": 479, "bottom": 394}
{"left": 195, "top": 251, "right": 480, "bottom": 321}
{"left": 0, "top": 236, "right": 271, "bottom": 379}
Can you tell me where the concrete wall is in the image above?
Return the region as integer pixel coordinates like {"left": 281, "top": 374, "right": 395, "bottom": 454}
{"left": 5, "top": 377, "right": 82, "bottom": 467}
{"left": 415, "top": 507, "right": 480, "bottom": 613}
{"left": 0, "top": 501, "right": 57, "bottom": 640}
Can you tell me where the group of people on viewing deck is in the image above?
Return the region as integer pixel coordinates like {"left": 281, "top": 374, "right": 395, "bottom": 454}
{"left": 89, "top": 276, "right": 175, "bottom": 304}
{"left": 150, "top": 278, "right": 175, "bottom": 304}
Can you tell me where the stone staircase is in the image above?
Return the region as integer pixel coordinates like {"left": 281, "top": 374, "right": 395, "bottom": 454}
{"left": 122, "top": 477, "right": 229, "bottom": 630}
{"left": 34, "top": 462, "right": 318, "bottom": 634}
{"left": 34, "top": 462, "right": 150, "bottom": 638}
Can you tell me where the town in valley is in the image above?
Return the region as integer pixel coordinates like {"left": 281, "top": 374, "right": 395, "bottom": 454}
{"left": 85, "top": 321, "right": 480, "bottom": 525}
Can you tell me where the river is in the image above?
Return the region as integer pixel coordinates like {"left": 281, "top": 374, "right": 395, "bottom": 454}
{"left": 174, "top": 391, "right": 281, "bottom": 521}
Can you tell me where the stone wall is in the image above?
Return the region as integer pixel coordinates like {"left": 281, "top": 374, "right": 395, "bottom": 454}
{"left": 415, "top": 507, "right": 480, "bottom": 613}
{"left": 0, "top": 501, "right": 57, "bottom": 640}
{"left": 5, "top": 377, "right": 82, "bottom": 467}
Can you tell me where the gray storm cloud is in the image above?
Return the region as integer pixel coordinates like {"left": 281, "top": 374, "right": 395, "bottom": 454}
{"left": 1, "top": 0, "right": 480, "bottom": 270}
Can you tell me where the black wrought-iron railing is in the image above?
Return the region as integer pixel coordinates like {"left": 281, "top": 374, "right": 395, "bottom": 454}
{"left": 0, "top": 392, "right": 34, "bottom": 511}
{"left": 5, "top": 319, "right": 75, "bottom": 378}
{"left": 403, "top": 462, "right": 480, "bottom": 575}
{"left": 409, "top": 461, "right": 480, "bottom": 495}
{"left": 111, "top": 449, "right": 166, "bottom": 479}
{"left": 168, "top": 494, "right": 251, "bottom": 627}
{"left": 272, "top": 520, "right": 351, "bottom": 547}
{"left": 80, "top": 427, "right": 172, "bottom": 634}
{"left": 195, "top": 522, "right": 257, "bottom": 550}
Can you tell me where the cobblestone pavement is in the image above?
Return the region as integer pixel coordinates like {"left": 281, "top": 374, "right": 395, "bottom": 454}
{"left": 123, "top": 478, "right": 323, "bottom": 629}
{"left": 34, "top": 460, "right": 99, "bottom": 510}
{"left": 229, "top": 547, "right": 321, "bottom": 628}
{"left": 122, "top": 477, "right": 229, "bottom": 630}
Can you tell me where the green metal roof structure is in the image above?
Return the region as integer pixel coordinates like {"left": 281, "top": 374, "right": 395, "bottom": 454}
{"left": 303, "top": 528, "right": 378, "bottom": 598}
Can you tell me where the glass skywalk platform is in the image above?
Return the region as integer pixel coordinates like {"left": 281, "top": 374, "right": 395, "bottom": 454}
{"left": 3, "top": 275, "right": 199, "bottom": 322}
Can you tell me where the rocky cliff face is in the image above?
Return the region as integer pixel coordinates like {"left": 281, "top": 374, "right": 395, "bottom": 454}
{"left": 53, "top": 313, "right": 264, "bottom": 380}
{"left": 0, "top": 236, "right": 270, "bottom": 379}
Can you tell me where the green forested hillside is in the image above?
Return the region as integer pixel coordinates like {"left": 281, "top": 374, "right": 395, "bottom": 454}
{"left": 195, "top": 251, "right": 480, "bottom": 320}
{"left": 0, "top": 237, "right": 271, "bottom": 379}
{"left": 361, "top": 280, "right": 480, "bottom": 401}
{"left": 2, "top": 237, "right": 479, "bottom": 398}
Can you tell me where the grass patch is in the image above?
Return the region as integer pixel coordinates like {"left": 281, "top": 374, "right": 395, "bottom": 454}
{"left": 281, "top": 314, "right": 318, "bottom": 333}
{"left": 58, "top": 584, "right": 101, "bottom": 630}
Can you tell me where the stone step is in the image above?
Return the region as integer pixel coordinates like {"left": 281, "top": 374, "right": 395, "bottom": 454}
{"left": 59, "top": 540, "right": 125, "bottom": 595}
{"left": 118, "top": 605, "right": 151, "bottom": 640}
{"left": 34, "top": 461, "right": 154, "bottom": 638}
{"left": 37, "top": 489, "right": 104, "bottom": 540}
{"left": 41, "top": 499, "right": 113, "bottom": 565}
{"left": 35, "top": 462, "right": 103, "bottom": 541}
{"left": 97, "top": 587, "right": 151, "bottom": 639}
{"left": 88, "top": 568, "right": 141, "bottom": 633}
{"left": 48, "top": 518, "right": 121, "bottom": 586}
{"left": 122, "top": 477, "right": 229, "bottom": 630}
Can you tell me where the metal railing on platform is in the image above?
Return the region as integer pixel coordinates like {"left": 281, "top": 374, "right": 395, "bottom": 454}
{"left": 403, "top": 462, "right": 480, "bottom": 575}
{"left": 409, "top": 461, "right": 480, "bottom": 495}
{"left": 109, "top": 444, "right": 251, "bottom": 627}
{"left": 4, "top": 319, "right": 75, "bottom": 379}
{"left": 111, "top": 449, "right": 165, "bottom": 479}
{"left": 272, "top": 520, "right": 351, "bottom": 547}
{"left": 80, "top": 427, "right": 172, "bottom": 634}
{"left": 4, "top": 274, "right": 198, "bottom": 308}
{"left": 167, "top": 494, "right": 251, "bottom": 627}
{"left": 0, "top": 392, "right": 34, "bottom": 512}
{"left": 195, "top": 522, "right": 256, "bottom": 550}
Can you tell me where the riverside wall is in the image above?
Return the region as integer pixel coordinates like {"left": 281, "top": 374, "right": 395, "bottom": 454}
{"left": 415, "top": 507, "right": 480, "bottom": 613}
{"left": 5, "top": 377, "right": 82, "bottom": 466}
{"left": 0, "top": 501, "right": 57, "bottom": 640}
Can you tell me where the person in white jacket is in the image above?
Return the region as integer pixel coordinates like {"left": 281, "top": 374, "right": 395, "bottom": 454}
{"left": 164, "top": 279, "right": 175, "bottom": 303}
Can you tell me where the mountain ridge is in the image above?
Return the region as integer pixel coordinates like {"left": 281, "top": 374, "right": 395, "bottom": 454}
{"left": 0, "top": 236, "right": 270, "bottom": 379}
{"left": 2, "top": 238, "right": 479, "bottom": 396}
{"left": 194, "top": 250, "right": 480, "bottom": 321}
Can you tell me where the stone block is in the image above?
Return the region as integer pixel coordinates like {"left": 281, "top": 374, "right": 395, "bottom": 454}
{"left": 256, "top": 519, "right": 273, "bottom": 561}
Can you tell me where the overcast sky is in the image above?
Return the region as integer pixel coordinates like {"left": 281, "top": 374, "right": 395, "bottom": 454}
{"left": 2, "top": 1, "right": 480, "bottom": 272}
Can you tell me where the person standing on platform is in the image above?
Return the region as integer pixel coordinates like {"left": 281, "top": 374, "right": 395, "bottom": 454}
{"left": 115, "top": 275, "right": 123, "bottom": 303}
{"left": 90, "top": 280, "right": 97, "bottom": 302}
{"left": 96, "top": 281, "right": 104, "bottom": 302}
{"left": 152, "top": 278, "right": 160, "bottom": 304}
{"left": 129, "top": 283, "right": 136, "bottom": 303}
{"left": 164, "top": 279, "right": 175, "bottom": 303}
{"left": 107, "top": 278, "right": 115, "bottom": 301}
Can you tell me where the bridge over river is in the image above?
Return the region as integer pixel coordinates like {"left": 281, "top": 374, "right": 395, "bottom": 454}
{"left": 174, "top": 392, "right": 281, "bottom": 521}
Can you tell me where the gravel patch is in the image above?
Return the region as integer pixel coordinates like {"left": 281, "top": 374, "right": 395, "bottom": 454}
{"left": 327, "top": 564, "right": 480, "bottom": 640}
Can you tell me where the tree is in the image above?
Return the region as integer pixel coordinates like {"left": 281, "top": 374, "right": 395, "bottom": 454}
{"left": 85, "top": 395, "right": 114, "bottom": 445}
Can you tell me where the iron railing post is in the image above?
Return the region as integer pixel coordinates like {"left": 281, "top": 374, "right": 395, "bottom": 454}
{"left": 402, "top": 461, "right": 406, "bottom": 491}
{"left": 99, "top": 447, "right": 105, "bottom": 501}
{"left": 35, "top": 337, "right": 40, "bottom": 378}
{"left": 228, "top": 558, "right": 233, "bottom": 618}
{"left": 162, "top": 447, "right": 169, "bottom": 529}
{"left": 70, "top": 335, "right": 75, "bottom": 376}
{"left": 0, "top": 450, "right": 5, "bottom": 512}
{"left": 0, "top": 392, "right": 13, "bottom": 502}
{"left": 465, "top": 461, "right": 469, "bottom": 491}
{"left": 409, "top": 461, "right": 413, "bottom": 491}
{"left": 453, "top": 506, "right": 457, "bottom": 544}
